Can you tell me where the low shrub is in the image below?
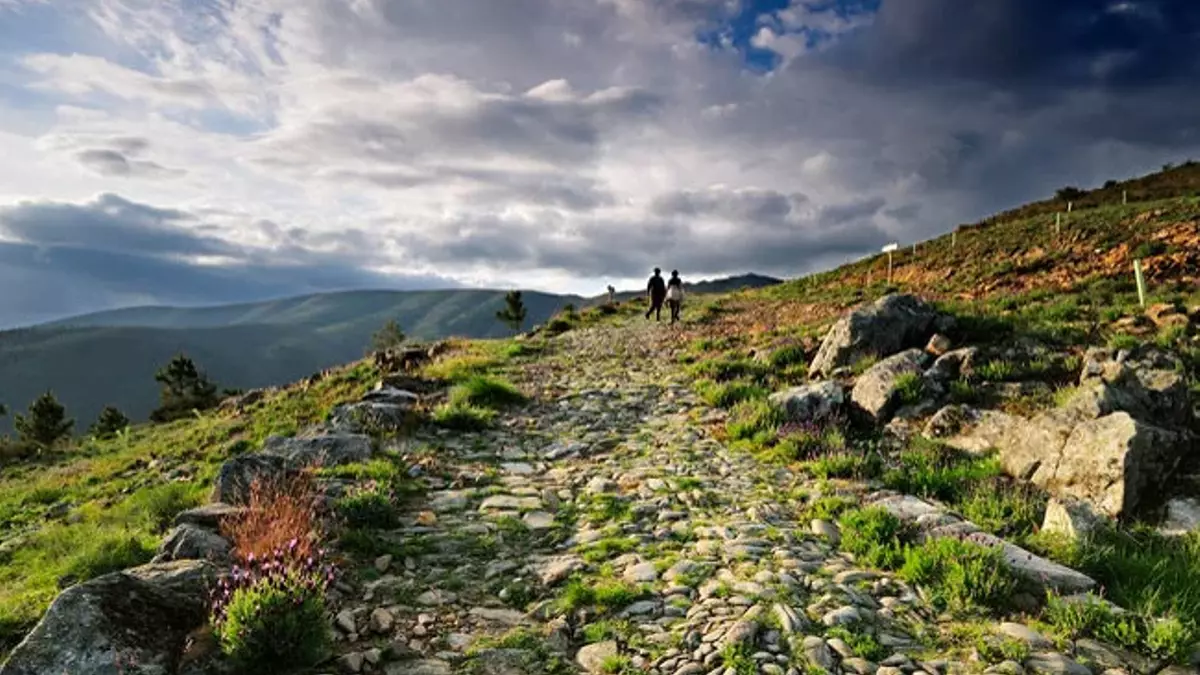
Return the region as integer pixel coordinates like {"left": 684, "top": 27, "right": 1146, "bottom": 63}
{"left": 220, "top": 476, "right": 324, "bottom": 563}
{"left": 334, "top": 481, "right": 399, "bottom": 530}
{"left": 838, "top": 507, "right": 909, "bottom": 570}
{"left": 899, "top": 537, "right": 1017, "bottom": 615}
{"left": 448, "top": 375, "right": 526, "bottom": 409}
{"left": 211, "top": 541, "right": 335, "bottom": 672}
{"left": 431, "top": 403, "right": 496, "bottom": 430}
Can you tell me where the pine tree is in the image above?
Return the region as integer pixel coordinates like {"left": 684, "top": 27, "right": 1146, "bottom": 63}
{"left": 90, "top": 406, "right": 130, "bottom": 439}
{"left": 496, "top": 290, "right": 527, "bottom": 332}
{"left": 14, "top": 391, "right": 74, "bottom": 450}
{"left": 151, "top": 354, "right": 220, "bottom": 423}
{"left": 370, "top": 319, "right": 406, "bottom": 352}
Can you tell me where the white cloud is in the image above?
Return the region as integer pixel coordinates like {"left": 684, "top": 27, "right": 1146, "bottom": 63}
{"left": 0, "top": 0, "right": 1197, "bottom": 323}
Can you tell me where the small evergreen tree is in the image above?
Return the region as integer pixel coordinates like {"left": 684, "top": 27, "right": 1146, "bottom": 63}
{"left": 370, "top": 319, "right": 406, "bottom": 353}
{"left": 90, "top": 406, "right": 130, "bottom": 439}
{"left": 151, "top": 354, "right": 220, "bottom": 423}
{"left": 496, "top": 290, "right": 527, "bottom": 332}
{"left": 14, "top": 391, "right": 74, "bottom": 450}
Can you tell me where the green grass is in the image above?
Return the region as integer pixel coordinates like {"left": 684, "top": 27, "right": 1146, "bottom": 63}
{"left": 430, "top": 402, "right": 496, "bottom": 430}
{"left": 898, "top": 537, "right": 1018, "bottom": 615}
{"left": 882, "top": 439, "right": 1003, "bottom": 504}
{"left": 694, "top": 379, "right": 768, "bottom": 409}
{"left": 824, "top": 626, "right": 888, "bottom": 662}
{"left": 447, "top": 375, "right": 526, "bottom": 409}
{"left": 838, "top": 507, "right": 909, "bottom": 569}
{"left": 894, "top": 372, "right": 927, "bottom": 406}
{"left": 1029, "top": 526, "right": 1200, "bottom": 647}
{"left": 1042, "top": 593, "right": 1197, "bottom": 663}
{"left": 557, "top": 578, "right": 642, "bottom": 615}
{"left": 0, "top": 360, "right": 379, "bottom": 653}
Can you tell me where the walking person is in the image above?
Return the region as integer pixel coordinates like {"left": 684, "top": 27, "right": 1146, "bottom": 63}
{"left": 645, "top": 268, "right": 666, "bottom": 321}
{"left": 666, "top": 270, "right": 684, "bottom": 324}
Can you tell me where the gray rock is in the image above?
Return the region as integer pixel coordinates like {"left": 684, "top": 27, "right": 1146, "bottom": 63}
{"left": 172, "top": 502, "right": 244, "bottom": 530}
{"left": 811, "top": 519, "right": 840, "bottom": 545}
{"left": 213, "top": 453, "right": 292, "bottom": 505}
{"left": 577, "top": 641, "right": 619, "bottom": 673}
{"left": 1042, "top": 499, "right": 1106, "bottom": 540}
{"left": 327, "top": 401, "right": 417, "bottom": 435}
{"left": 1161, "top": 498, "right": 1200, "bottom": 536}
{"left": 997, "top": 623, "right": 1052, "bottom": 649}
{"left": 810, "top": 294, "right": 942, "bottom": 376}
{"left": 851, "top": 349, "right": 929, "bottom": 424}
{"left": 369, "top": 607, "right": 394, "bottom": 634}
{"left": 469, "top": 607, "right": 530, "bottom": 627}
{"left": 802, "top": 637, "right": 836, "bottom": 670}
{"left": 152, "top": 524, "right": 232, "bottom": 564}
{"left": 261, "top": 432, "right": 373, "bottom": 468}
{"left": 769, "top": 382, "right": 846, "bottom": 423}
{"left": 464, "top": 648, "right": 539, "bottom": 674}
{"left": 339, "top": 652, "right": 365, "bottom": 673}
{"left": 0, "top": 561, "right": 216, "bottom": 675}
{"left": 926, "top": 348, "right": 979, "bottom": 383}
{"left": 1024, "top": 653, "right": 1091, "bottom": 675}
{"left": 821, "top": 606, "right": 861, "bottom": 627}
{"left": 625, "top": 561, "right": 659, "bottom": 583}
{"left": 535, "top": 556, "right": 585, "bottom": 586}
{"left": 386, "top": 660, "right": 452, "bottom": 675}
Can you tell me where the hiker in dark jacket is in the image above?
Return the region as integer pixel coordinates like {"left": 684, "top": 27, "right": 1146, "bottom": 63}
{"left": 645, "top": 268, "right": 666, "bottom": 321}
{"left": 666, "top": 270, "right": 684, "bottom": 324}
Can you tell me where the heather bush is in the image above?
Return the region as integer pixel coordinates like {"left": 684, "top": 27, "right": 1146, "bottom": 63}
{"left": 210, "top": 540, "right": 335, "bottom": 671}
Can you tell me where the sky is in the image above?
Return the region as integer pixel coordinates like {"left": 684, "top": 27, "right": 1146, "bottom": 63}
{"left": 0, "top": 0, "right": 1198, "bottom": 327}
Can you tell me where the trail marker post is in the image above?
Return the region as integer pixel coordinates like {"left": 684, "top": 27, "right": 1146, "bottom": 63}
{"left": 1123, "top": 190, "right": 1128, "bottom": 205}
{"left": 1056, "top": 212, "right": 1062, "bottom": 236}
{"left": 882, "top": 242, "right": 899, "bottom": 285}
{"left": 1134, "top": 259, "right": 1147, "bottom": 308}
{"left": 952, "top": 230, "right": 957, "bottom": 248}
{"left": 1068, "top": 201, "right": 1073, "bottom": 213}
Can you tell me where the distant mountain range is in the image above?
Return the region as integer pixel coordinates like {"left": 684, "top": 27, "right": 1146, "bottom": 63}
{"left": 0, "top": 274, "right": 779, "bottom": 432}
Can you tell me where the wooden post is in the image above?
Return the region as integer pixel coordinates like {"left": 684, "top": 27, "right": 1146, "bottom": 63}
{"left": 911, "top": 243, "right": 917, "bottom": 256}
{"left": 952, "top": 230, "right": 957, "bottom": 248}
{"left": 1123, "top": 190, "right": 1128, "bottom": 205}
{"left": 1134, "top": 259, "right": 1147, "bottom": 308}
{"left": 1068, "top": 201, "right": 1073, "bottom": 213}
{"left": 887, "top": 251, "right": 894, "bottom": 285}
{"left": 1056, "top": 212, "right": 1061, "bottom": 236}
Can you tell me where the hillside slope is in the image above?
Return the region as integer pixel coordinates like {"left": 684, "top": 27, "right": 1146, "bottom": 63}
{"left": 0, "top": 278, "right": 774, "bottom": 432}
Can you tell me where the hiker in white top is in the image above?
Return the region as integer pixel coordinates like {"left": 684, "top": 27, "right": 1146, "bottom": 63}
{"left": 665, "top": 270, "right": 684, "bottom": 324}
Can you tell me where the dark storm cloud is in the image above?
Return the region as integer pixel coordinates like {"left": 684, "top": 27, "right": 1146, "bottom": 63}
{"left": 651, "top": 187, "right": 809, "bottom": 224}
{"left": 835, "top": 0, "right": 1200, "bottom": 87}
{"left": 0, "top": 195, "right": 460, "bottom": 328}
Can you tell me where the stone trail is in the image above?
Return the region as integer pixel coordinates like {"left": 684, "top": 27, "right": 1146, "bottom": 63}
{"left": 324, "top": 318, "right": 1140, "bottom": 675}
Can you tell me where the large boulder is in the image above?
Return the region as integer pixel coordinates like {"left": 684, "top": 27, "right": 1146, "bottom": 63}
{"left": 260, "top": 433, "right": 373, "bottom": 468}
{"left": 326, "top": 401, "right": 420, "bottom": 435}
{"left": 769, "top": 381, "right": 845, "bottom": 423}
{"left": 213, "top": 453, "right": 293, "bottom": 505}
{"left": 1033, "top": 413, "right": 1186, "bottom": 517}
{"left": 152, "top": 524, "right": 232, "bottom": 564}
{"left": 0, "top": 560, "right": 217, "bottom": 675}
{"left": 928, "top": 348, "right": 1197, "bottom": 518}
{"left": 851, "top": 349, "right": 930, "bottom": 424}
{"left": 810, "top": 294, "right": 944, "bottom": 376}
{"left": 173, "top": 502, "right": 244, "bottom": 530}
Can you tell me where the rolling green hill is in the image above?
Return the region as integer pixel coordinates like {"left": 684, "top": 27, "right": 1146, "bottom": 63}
{"left": 0, "top": 277, "right": 777, "bottom": 433}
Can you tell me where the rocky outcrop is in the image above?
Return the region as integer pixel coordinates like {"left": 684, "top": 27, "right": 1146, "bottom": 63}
{"left": 152, "top": 523, "right": 232, "bottom": 564}
{"left": 261, "top": 432, "right": 374, "bottom": 468}
{"left": 213, "top": 453, "right": 293, "bottom": 505}
{"left": 868, "top": 493, "right": 1096, "bottom": 594}
{"left": 1042, "top": 498, "right": 1106, "bottom": 540}
{"left": 0, "top": 561, "right": 217, "bottom": 675}
{"left": 810, "top": 294, "right": 946, "bottom": 377}
{"left": 926, "top": 345, "right": 1197, "bottom": 518}
{"left": 769, "top": 381, "right": 845, "bottom": 423}
{"left": 851, "top": 349, "right": 929, "bottom": 424}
